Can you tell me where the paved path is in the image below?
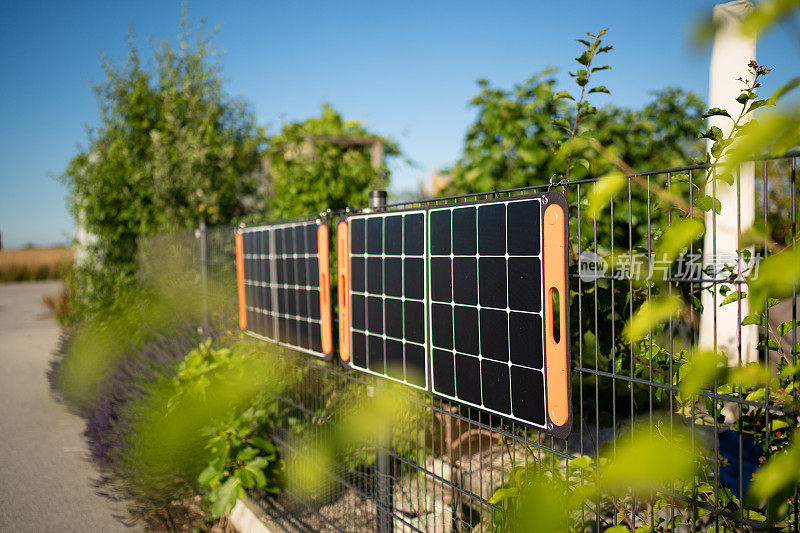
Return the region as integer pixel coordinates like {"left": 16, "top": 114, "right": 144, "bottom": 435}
{"left": 0, "top": 281, "right": 131, "bottom": 532}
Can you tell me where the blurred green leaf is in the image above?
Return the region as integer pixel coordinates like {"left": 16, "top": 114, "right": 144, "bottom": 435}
{"left": 511, "top": 476, "right": 571, "bottom": 533}
{"left": 728, "top": 362, "right": 771, "bottom": 389}
{"left": 569, "top": 455, "right": 593, "bottom": 472}
{"left": 211, "top": 477, "right": 241, "bottom": 517}
{"left": 747, "top": 434, "right": 800, "bottom": 509}
{"left": 586, "top": 171, "right": 626, "bottom": 218}
{"left": 747, "top": 99, "right": 773, "bottom": 113}
{"left": 251, "top": 436, "right": 276, "bottom": 452}
{"left": 772, "top": 75, "right": 800, "bottom": 101}
{"left": 742, "top": 0, "right": 800, "bottom": 36}
{"left": 749, "top": 248, "right": 800, "bottom": 314}
{"left": 552, "top": 117, "right": 572, "bottom": 131}
{"left": 723, "top": 110, "right": 800, "bottom": 175}
{"left": 771, "top": 419, "right": 791, "bottom": 431}
{"left": 694, "top": 194, "right": 722, "bottom": 214}
{"left": 680, "top": 349, "right": 727, "bottom": 399}
{"left": 624, "top": 296, "right": 683, "bottom": 342}
{"left": 488, "top": 487, "right": 520, "bottom": 504}
{"left": 777, "top": 320, "right": 799, "bottom": 336}
{"left": 601, "top": 424, "right": 696, "bottom": 495}
{"left": 198, "top": 465, "right": 221, "bottom": 486}
{"left": 655, "top": 218, "right": 705, "bottom": 264}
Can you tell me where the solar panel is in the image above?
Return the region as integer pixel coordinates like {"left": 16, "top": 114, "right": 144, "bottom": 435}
{"left": 427, "top": 194, "right": 571, "bottom": 435}
{"left": 338, "top": 210, "right": 428, "bottom": 389}
{"left": 235, "top": 219, "right": 333, "bottom": 358}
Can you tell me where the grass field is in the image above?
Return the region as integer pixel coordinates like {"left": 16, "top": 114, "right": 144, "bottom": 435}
{"left": 0, "top": 247, "right": 74, "bottom": 282}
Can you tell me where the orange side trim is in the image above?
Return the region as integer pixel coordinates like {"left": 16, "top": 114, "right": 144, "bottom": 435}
{"left": 543, "top": 204, "right": 568, "bottom": 427}
{"left": 235, "top": 232, "right": 247, "bottom": 330}
{"left": 337, "top": 221, "right": 350, "bottom": 361}
{"left": 317, "top": 224, "right": 333, "bottom": 355}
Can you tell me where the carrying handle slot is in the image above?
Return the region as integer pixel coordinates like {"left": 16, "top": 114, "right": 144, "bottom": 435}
{"left": 235, "top": 232, "right": 247, "bottom": 330}
{"left": 320, "top": 273, "right": 329, "bottom": 305}
{"left": 340, "top": 274, "right": 348, "bottom": 308}
{"left": 337, "top": 221, "right": 351, "bottom": 362}
{"left": 543, "top": 203, "right": 568, "bottom": 427}
{"left": 317, "top": 224, "right": 333, "bottom": 356}
{"left": 549, "top": 286, "right": 561, "bottom": 344}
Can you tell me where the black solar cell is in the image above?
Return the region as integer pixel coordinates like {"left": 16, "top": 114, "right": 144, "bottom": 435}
{"left": 344, "top": 210, "right": 429, "bottom": 390}
{"left": 237, "top": 220, "right": 332, "bottom": 358}
{"left": 428, "top": 197, "right": 551, "bottom": 430}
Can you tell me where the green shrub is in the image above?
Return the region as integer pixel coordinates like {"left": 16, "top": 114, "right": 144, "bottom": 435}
{"left": 51, "top": 285, "right": 204, "bottom": 414}
{"left": 265, "top": 104, "right": 400, "bottom": 219}
{"left": 102, "top": 338, "right": 285, "bottom": 517}
{"left": 60, "top": 11, "right": 267, "bottom": 319}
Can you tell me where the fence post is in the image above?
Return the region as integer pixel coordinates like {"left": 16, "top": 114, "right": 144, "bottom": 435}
{"left": 699, "top": 0, "right": 758, "bottom": 365}
{"left": 369, "top": 189, "right": 394, "bottom": 533}
{"left": 197, "top": 219, "right": 209, "bottom": 332}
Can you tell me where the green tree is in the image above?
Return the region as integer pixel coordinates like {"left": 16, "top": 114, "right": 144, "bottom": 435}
{"left": 62, "top": 15, "right": 266, "bottom": 317}
{"left": 443, "top": 74, "right": 704, "bottom": 195}
{"left": 266, "top": 104, "right": 400, "bottom": 218}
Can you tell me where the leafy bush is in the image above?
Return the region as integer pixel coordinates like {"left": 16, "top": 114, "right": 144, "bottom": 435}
{"left": 198, "top": 406, "right": 284, "bottom": 517}
{"left": 96, "top": 337, "right": 285, "bottom": 520}
{"left": 81, "top": 323, "right": 209, "bottom": 465}
{"left": 49, "top": 284, "right": 204, "bottom": 414}
{"left": 49, "top": 268, "right": 286, "bottom": 526}
{"left": 60, "top": 11, "right": 266, "bottom": 319}
{"left": 442, "top": 75, "right": 704, "bottom": 194}
{"left": 265, "top": 104, "right": 401, "bottom": 219}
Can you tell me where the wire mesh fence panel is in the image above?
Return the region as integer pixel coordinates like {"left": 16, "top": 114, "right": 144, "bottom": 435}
{"left": 203, "top": 224, "right": 238, "bottom": 329}
{"left": 142, "top": 153, "right": 799, "bottom": 532}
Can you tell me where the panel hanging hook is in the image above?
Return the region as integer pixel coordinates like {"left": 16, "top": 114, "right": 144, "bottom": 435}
{"left": 548, "top": 174, "right": 567, "bottom": 191}
{"left": 318, "top": 208, "right": 332, "bottom": 224}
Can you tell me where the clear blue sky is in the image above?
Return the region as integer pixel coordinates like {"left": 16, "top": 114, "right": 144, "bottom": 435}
{"left": 0, "top": 1, "right": 797, "bottom": 248}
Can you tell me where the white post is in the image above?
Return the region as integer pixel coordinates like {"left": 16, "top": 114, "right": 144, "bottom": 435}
{"left": 699, "top": 0, "right": 758, "bottom": 365}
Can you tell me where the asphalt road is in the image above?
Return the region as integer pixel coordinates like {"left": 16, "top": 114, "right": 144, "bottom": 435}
{"left": 0, "top": 281, "right": 131, "bottom": 532}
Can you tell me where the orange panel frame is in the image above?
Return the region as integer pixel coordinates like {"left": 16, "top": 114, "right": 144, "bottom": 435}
{"left": 235, "top": 231, "right": 247, "bottom": 331}
{"left": 317, "top": 224, "right": 333, "bottom": 356}
{"left": 337, "top": 220, "right": 350, "bottom": 362}
{"left": 543, "top": 202, "right": 570, "bottom": 430}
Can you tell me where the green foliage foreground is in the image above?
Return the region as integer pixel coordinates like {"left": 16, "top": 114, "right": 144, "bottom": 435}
{"left": 111, "top": 339, "right": 285, "bottom": 517}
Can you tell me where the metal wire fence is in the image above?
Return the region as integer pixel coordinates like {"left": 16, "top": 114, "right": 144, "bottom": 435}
{"left": 155, "top": 152, "right": 799, "bottom": 532}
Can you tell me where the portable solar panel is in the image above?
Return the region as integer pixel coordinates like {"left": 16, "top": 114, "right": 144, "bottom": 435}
{"left": 338, "top": 210, "right": 428, "bottom": 389}
{"left": 427, "top": 193, "right": 571, "bottom": 436}
{"left": 235, "top": 219, "right": 333, "bottom": 358}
